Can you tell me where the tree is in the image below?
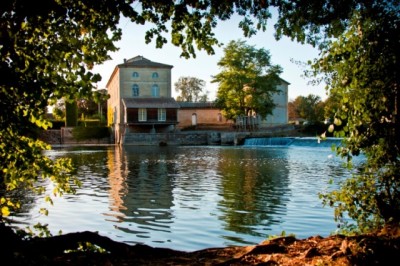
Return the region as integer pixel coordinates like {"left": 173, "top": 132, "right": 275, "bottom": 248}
{"left": 212, "top": 40, "right": 282, "bottom": 120}
{"left": 323, "top": 93, "right": 341, "bottom": 124}
{"left": 52, "top": 100, "right": 66, "bottom": 121}
{"left": 287, "top": 99, "right": 299, "bottom": 122}
{"left": 0, "top": 1, "right": 273, "bottom": 226}
{"left": 65, "top": 100, "right": 78, "bottom": 127}
{"left": 175, "top": 76, "right": 208, "bottom": 102}
{"left": 77, "top": 89, "right": 109, "bottom": 121}
{"left": 312, "top": 4, "right": 400, "bottom": 233}
{"left": 291, "top": 94, "right": 325, "bottom": 123}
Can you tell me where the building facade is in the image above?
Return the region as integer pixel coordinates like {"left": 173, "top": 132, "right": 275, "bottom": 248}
{"left": 177, "top": 102, "right": 233, "bottom": 130}
{"left": 261, "top": 79, "right": 290, "bottom": 127}
{"left": 177, "top": 79, "right": 290, "bottom": 130}
{"left": 106, "top": 56, "right": 179, "bottom": 144}
{"left": 107, "top": 56, "right": 289, "bottom": 144}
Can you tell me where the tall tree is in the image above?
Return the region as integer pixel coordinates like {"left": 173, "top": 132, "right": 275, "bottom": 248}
{"left": 287, "top": 99, "right": 299, "bottom": 121}
{"left": 212, "top": 40, "right": 282, "bottom": 120}
{"left": 174, "top": 76, "right": 207, "bottom": 102}
{"left": 292, "top": 94, "right": 325, "bottom": 123}
{"left": 77, "top": 89, "right": 109, "bottom": 120}
{"left": 312, "top": 4, "right": 400, "bottom": 232}
{"left": 323, "top": 93, "right": 341, "bottom": 124}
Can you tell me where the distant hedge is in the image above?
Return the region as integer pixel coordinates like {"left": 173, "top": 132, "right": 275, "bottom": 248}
{"left": 71, "top": 126, "right": 110, "bottom": 140}
{"left": 77, "top": 120, "right": 106, "bottom": 127}
{"left": 48, "top": 120, "right": 106, "bottom": 129}
{"left": 49, "top": 120, "right": 65, "bottom": 129}
{"left": 65, "top": 101, "right": 78, "bottom": 127}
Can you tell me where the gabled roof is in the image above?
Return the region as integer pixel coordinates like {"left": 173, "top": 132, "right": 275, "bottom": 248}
{"left": 122, "top": 97, "right": 180, "bottom": 109}
{"left": 118, "top": 56, "right": 173, "bottom": 69}
{"left": 279, "top": 77, "right": 290, "bottom": 85}
{"left": 106, "top": 56, "right": 173, "bottom": 88}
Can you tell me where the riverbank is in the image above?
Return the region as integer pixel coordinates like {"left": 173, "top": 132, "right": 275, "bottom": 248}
{"left": 3, "top": 222, "right": 399, "bottom": 265}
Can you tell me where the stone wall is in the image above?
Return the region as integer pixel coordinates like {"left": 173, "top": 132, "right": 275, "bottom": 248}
{"left": 177, "top": 108, "right": 233, "bottom": 130}
{"left": 40, "top": 128, "right": 112, "bottom": 145}
{"left": 39, "top": 129, "right": 62, "bottom": 144}
{"left": 61, "top": 127, "right": 111, "bottom": 144}
{"left": 122, "top": 131, "right": 252, "bottom": 146}
{"left": 40, "top": 124, "right": 296, "bottom": 146}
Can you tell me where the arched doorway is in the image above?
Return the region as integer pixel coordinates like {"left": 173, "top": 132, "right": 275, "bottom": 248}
{"left": 191, "top": 113, "right": 197, "bottom": 126}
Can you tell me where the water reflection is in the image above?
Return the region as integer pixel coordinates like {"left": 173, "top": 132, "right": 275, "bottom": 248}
{"left": 106, "top": 146, "right": 129, "bottom": 220}
{"left": 216, "top": 148, "right": 290, "bottom": 242}
{"left": 116, "top": 146, "right": 176, "bottom": 239}
{"left": 9, "top": 145, "right": 355, "bottom": 251}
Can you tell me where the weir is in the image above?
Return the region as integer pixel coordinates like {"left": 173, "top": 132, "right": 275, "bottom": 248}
{"left": 243, "top": 137, "right": 342, "bottom": 148}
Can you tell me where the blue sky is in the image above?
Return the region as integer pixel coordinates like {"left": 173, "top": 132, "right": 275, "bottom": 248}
{"left": 93, "top": 12, "right": 328, "bottom": 102}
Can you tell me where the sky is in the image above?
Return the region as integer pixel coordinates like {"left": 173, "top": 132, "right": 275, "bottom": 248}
{"left": 93, "top": 12, "right": 328, "bottom": 102}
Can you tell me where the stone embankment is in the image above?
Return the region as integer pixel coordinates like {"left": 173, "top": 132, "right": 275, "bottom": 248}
{"left": 39, "top": 127, "right": 111, "bottom": 145}
{"left": 40, "top": 125, "right": 298, "bottom": 146}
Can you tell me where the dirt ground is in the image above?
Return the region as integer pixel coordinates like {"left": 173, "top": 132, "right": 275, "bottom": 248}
{"left": 3, "top": 222, "right": 399, "bottom": 266}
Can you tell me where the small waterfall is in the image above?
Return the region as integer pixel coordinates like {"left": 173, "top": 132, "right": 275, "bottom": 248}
{"left": 290, "top": 137, "right": 342, "bottom": 147}
{"left": 244, "top": 137, "right": 342, "bottom": 147}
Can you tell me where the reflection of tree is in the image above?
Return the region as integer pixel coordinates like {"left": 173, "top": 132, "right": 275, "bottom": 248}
{"left": 217, "top": 148, "right": 290, "bottom": 236}
{"left": 116, "top": 146, "right": 176, "bottom": 235}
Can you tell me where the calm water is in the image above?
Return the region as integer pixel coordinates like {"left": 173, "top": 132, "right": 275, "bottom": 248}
{"left": 10, "top": 142, "right": 355, "bottom": 252}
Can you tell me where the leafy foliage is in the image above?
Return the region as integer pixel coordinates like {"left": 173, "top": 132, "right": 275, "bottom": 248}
{"left": 77, "top": 89, "right": 109, "bottom": 122}
{"left": 65, "top": 100, "right": 78, "bottom": 127}
{"left": 312, "top": 3, "right": 400, "bottom": 232}
{"left": 212, "top": 40, "right": 282, "bottom": 120}
{"left": 289, "top": 94, "right": 325, "bottom": 123}
{"left": 174, "top": 76, "right": 208, "bottom": 102}
{"left": 72, "top": 127, "right": 110, "bottom": 141}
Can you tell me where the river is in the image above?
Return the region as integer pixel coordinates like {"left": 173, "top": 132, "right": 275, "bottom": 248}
{"left": 9, "top": 139, "right": 358, "bottom": 252}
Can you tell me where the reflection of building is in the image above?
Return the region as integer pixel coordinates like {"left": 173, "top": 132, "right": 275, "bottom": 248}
{"left": 106, "top": 146, "right": 129, "bottom": 220}
{"left": 107, "top": 146, "right": 175, "bottom": 235}
{"left": 106, "top": 56, "right": 179, "bottom": 144}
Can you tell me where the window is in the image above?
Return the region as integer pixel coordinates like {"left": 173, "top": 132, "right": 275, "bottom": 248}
{"left": 132, "top": 84, "right": 139, "bottom": 96}
{"left": 151, "top": 84, "right": 160, "bottom": 97}
{"left": 152, "top": 72, "right": 159, "bottom": 78}
{"left": 217, "top": 113, "right": 222, "bottom": 122}
{"left": 138, "top": 108, "right": 147, "bottom": 121}
{"left": 132, "top": 72, "right": 139, "bottom": 78}
{"left": 158, "top": 108, "right": 166, "bottom": 121}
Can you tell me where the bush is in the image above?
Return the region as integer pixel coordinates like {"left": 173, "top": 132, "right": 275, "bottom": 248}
{"left": 298, "top": 122, "right": 332, "bottom": 136}
{"left": 49, "top": 120, "right": 65, "bottom": 129}
{"left": 77, "top": 120, "right": 106, "bottom": 127}
{"left": 71, "top": 126, "right": 110, "bottom": 141}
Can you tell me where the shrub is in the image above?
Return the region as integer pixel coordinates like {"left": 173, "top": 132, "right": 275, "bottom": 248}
{"left": 71, "top": 126, "right": 110, "bottom": 141}
{"left": 49, "top": 120, "right": 65, "bottom": 129}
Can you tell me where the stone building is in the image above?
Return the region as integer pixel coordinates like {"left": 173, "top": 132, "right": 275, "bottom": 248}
{"left": 176, "top": 79, "right": 290, "bottom": 131}
{"left": 176, "top": 102, "right": 233, "bottom": 130}
{"left": 106, "top": 56, "right": 179, "bottom": 144}
{"left": 261, "top": 79, "right": 290, "bottom": 127}
{"left": 106, "top": 56, "right": 289, "bottom": 144}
